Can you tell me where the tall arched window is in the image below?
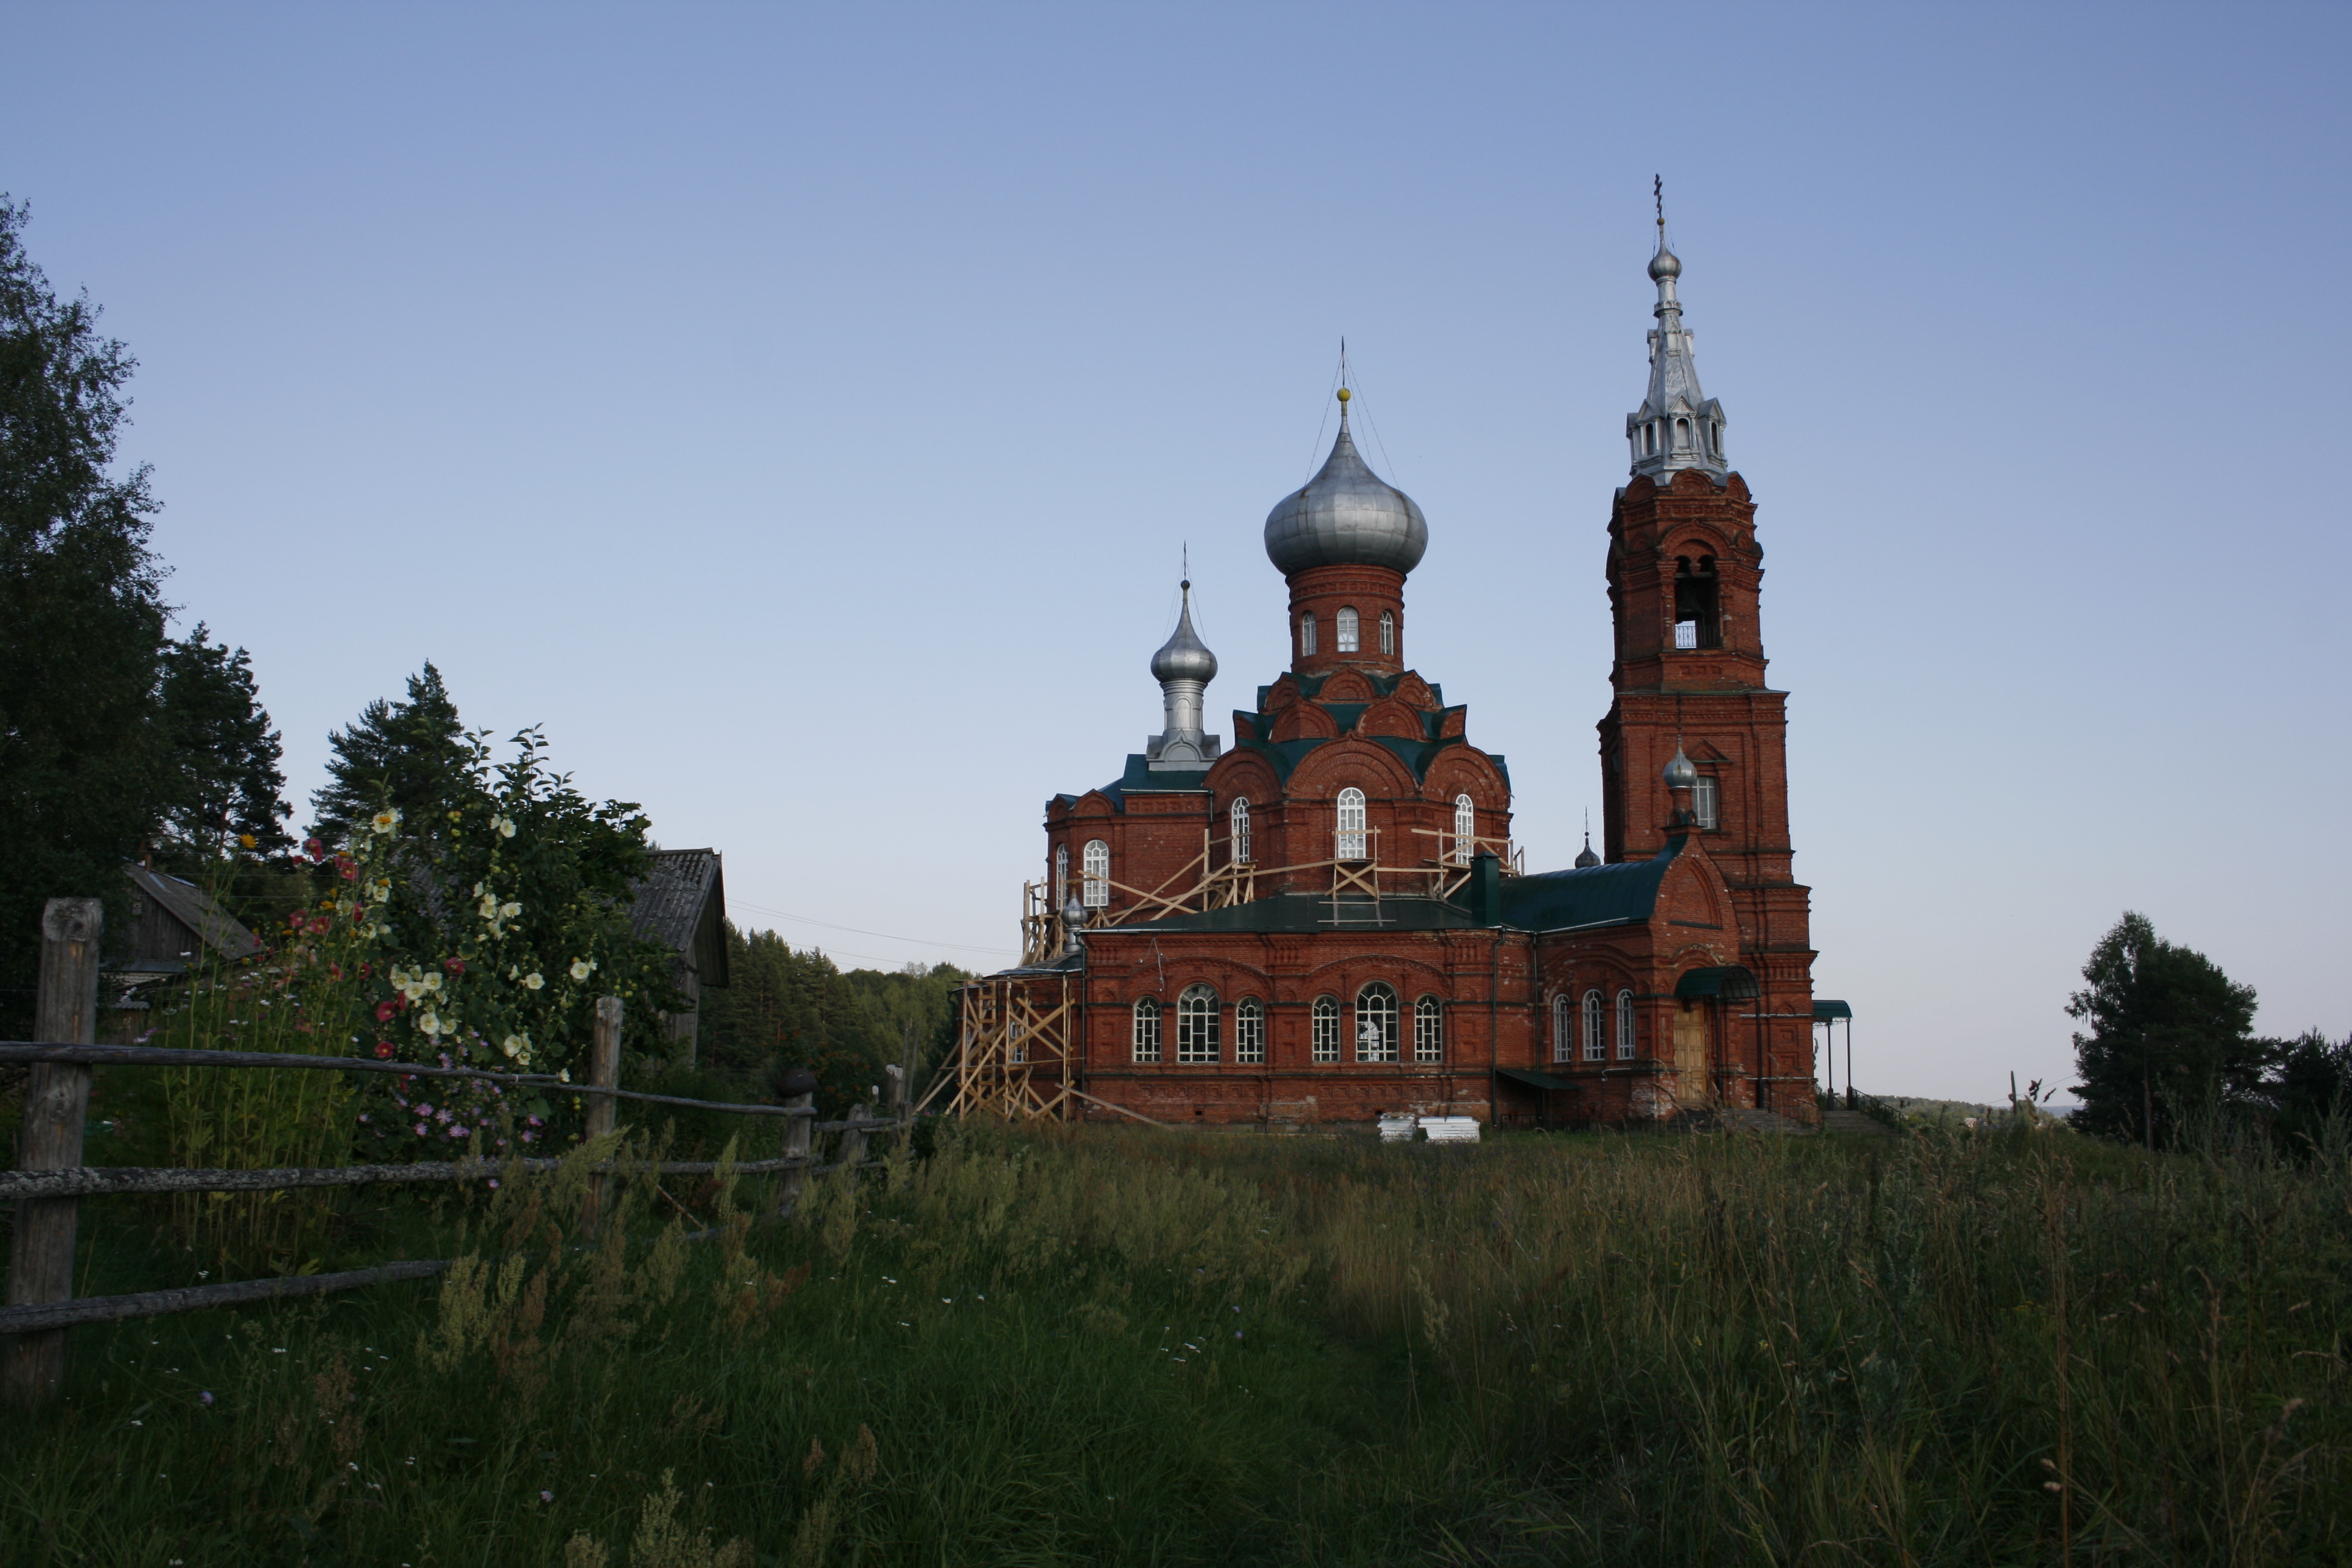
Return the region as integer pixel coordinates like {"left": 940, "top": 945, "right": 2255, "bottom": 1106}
{"left": 1082, "top": 840, "right": 1109, "bottom": 909}
{"left": 1674, "top": 417, "right": 1690, "bottom": 448}
{"left": 1336, "top": 607, "right": 1360, "bottom": 652}
{"left": 1552, "top": 993, "right": 1573, "bottom": 1063}
{"left": 1453, "top": 794, "right": 1475, "bottom": 864}
{"left": 1311, "top": 996, "right": 1340, "bottom": 1062}
{"left": 1235, "top": 998, "right": 1266, "bottom": 1063}
{"left": 1379, "top": 610, "right": 1395, "bottom": 656}
{"left": 1355, "top": 982, "right": 1397, "bottom": 1062}
{"left": 1336, "top": 787, "right": 1367, "bottom": 860}
{"left": 1300, "top": 613, "right": 1317, "bottom": 656}
{"left": 1583, "top": 989, "right": 1605, "bottom": 1062}
{"left": 1131, "top": 998, "right": 1161, "bottom": 1063}
{"left": 1053, "top": 844, "right": 1068, "bottom": 909}
{"left": 1616, "top": 989, "right": 1636, "bottom": 1060}
{"left": 1176, "top": 984, "right": 1219, "bottom": 1063}
{"left": 1414, "top": 996, "right": 1443, "bottom": 1063}
{"left": 1230, "top": 797, "right": 1252, "bottom": 864}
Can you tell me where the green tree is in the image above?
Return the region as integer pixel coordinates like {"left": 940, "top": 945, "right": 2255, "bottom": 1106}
{"left": 0, "top": 195, "right": 169, "bottom": 1024}
{"left": 697, "top": 924, "right": 889, "bottom": 1116}
{"left": 841, "top": 960, "right": 973, "bottom": 1099}
{"left": 309, "top": 661, "right": 469, "bottom": 849}
{"left": 2066, "top": 910, "right": 2264, "bottom": 1147}
{"left": 155, "top": 623, "right": 292, "bottom": 863}
{"left": 2263, "top": 1030, "right": 2352, "bottom": 1152}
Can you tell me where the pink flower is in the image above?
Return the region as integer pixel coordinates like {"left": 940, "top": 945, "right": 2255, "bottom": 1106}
{"left": 304, "top": 837, "right": 325, "bottom": 861}
{"left": 443, "top": 957, "right": 466, "bottom": 975}
{"left": 374, "top": 1042, "right": 394, "bottom": 1060}
{"left": 413, "top": 1123, "right": 428, "bottom": 1137}
{"left": 375, "top": 1001, "right": 396, "bottom": 1024}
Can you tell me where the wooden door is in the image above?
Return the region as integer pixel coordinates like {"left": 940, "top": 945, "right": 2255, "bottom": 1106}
{"left": 1673, "top": 1000, "right": 1710, "bottom": 1106}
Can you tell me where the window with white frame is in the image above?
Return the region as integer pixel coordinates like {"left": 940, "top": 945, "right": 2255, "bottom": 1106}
{"left": 1414, "top": 995, "right": 1443, "bottom": 1063}
{"left": 1082, "top": 839, "right": 1109, "bottom": 908}
{"left": 1176, "top": 984, "right": 1219, "bottom": 1063}
{"left": 1616, "top": 989, "right": 1636, "bottom": 1060}
{"left": 1336, "top": 607, "right": 1359, "bottom": 652}
{"left": 1131, "top": 998, "right": 1162, "bottom": 1063}
{"left": 1230, "top": 797, "right": 1252, "bottom": 864}
{"left": 1312, "top": 996, "right": 1340, "bottom": 1062}
{"left": 1300, "top": 613, "right": 1317, "bottom": 656}
{"left": 1355, "top": 982, "right": 1397, "bottom": 1061}
{"left": 1336, "top": 787, "right": 1367, "bottom": 859}
{"left": 1379, "top": 610, "right": 1395, "bottom": 656}
{"left": 1010, "top": 1018, "right": 1028, "bottom": 1064}
{"left": 1453, "top": 794, "right": 1475, "bottom": 864}
{"left": 1053, "top": 844, "right": 1068, "bottom": 909}
{"left": 1552, "top": 993, "right": 1573, "bottom": 1063}
{"left": 1583, "top": 990, "right": 1606, "bottom": 1062}
{"left": 1235, "top": 998, "right": 1266, "bottom": 1063}
{"left": 1693, "top": 774, "right": 1719, "bottom": 830}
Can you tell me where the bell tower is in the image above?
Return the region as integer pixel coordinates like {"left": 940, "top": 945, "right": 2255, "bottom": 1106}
{"left": 1595, "top": 206, "right": 1815, "bottom": 1112}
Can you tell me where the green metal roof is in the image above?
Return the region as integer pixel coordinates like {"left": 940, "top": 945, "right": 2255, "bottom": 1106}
{"left": 1497, "top": 1067, "right": 1579, "bottom": 1091}
{"left": 1675, "top": 964, "right": 1760, "bottom": 1000}
{"left": 1497, "top": 837, "right": 1683, "bottom": 932}
{"left": 1111, "top": 893, "right": 1483, "bottom": 936}
{"left": 1812, "top": 999, "right": 1852, "bottom": 1021}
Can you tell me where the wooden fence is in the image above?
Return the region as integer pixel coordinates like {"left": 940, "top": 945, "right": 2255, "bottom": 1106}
{"left": 1, "top": 897, "right": 906, "bottom": 1406}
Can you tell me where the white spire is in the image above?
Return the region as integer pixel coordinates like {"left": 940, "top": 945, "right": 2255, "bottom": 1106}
{"left": 1626, "top": 188, "right": 1728, "bottom": 483}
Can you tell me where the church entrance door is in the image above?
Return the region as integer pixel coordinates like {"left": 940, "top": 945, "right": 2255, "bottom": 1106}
{"left": 1673, "top": 1000, "right": 1710, "bottom": 1107}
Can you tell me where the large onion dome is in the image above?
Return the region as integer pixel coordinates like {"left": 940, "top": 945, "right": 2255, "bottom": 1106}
{"left": 1263, "top": 391, "right": 1428, "bottom": 577}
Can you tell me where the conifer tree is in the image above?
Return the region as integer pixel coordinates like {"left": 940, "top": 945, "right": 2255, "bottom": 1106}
{"left": 2067, "top": 911, "right": 2264, "bottom": 1146}
{"left": 0, "top": 195, "right": 169, "bottom": 1016}
{"left": 309, "top": 662, "right": 470, "bottom": 848}
{"left": 155, "top": 623, "right": 292, "bottom": 863}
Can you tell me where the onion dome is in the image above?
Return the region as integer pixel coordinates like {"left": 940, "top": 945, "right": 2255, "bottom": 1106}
{"left": 1574, "top": 829, "right": 1600, "bottom": 869}
{"left": 1263, "top": 390, "right": 1428, "bottom": 577}
{"left": 1647, "top": 241, "right": 1682, "bottom": 281}
{"left": 1149, "top": 582, "right": 1218, "bottom": 684}
{"left": 1662, "top": 743, "right": 1698, "bottom": 791}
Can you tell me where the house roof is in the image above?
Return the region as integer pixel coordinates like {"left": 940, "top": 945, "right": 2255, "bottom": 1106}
{"left": 119, "top": 864, "right": 266, "bottom": 973}
{"left": 1497, "top": 836, "right": 1685, "bottom": 933}
{"left": 628, "top": 849, "right": 730, "bottom": 988}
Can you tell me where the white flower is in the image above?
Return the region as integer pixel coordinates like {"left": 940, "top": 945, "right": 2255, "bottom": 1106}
{"left": 369, "top": 879, "right": 391, "bottom": 904}
{"left": 479, "top": 896, "right": 500, "bottom": 921}
{"left": 501, "top": 1033, "right": 530, "bottom": 1062}
{"left": 522, "top": 972, "right": 544, "bottom": 991}
{"left": 499, "top": 901, "right": 521, "bottom": 920}
{"left": 558, "top": 1068, "right": 570, "bottom": 1083}
{"left": 370, "top": 809, "right": 400, "bottom": 835}
{"left": 417, "top": 1010, "right": 443, "bottom": 1037}
{"left": 493, "top": 815, "right": 517, "bottom": 839}
{"left": 422, "top": 972, "right": 442, "bottom": 994}
{"left": 569, "top": 959, "right": 592, "bottom": 982}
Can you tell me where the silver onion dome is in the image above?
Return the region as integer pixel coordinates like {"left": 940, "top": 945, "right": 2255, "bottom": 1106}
{"left": 1647, "top": 241, "right": 1682, "bottom": 281}
{"left": 1263, "top": 391, "right": 1428, "bottom": 577}
{"left": 1662, "top": 743, "right": 1698, "bottom": 790}
{"left": 1149, "top": 583, "right": 1218, "bottom": 684}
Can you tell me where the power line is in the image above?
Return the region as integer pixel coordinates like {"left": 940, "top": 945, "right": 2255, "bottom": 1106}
{"left": 728, "top": 898, "right": 1013, "bottom": 957}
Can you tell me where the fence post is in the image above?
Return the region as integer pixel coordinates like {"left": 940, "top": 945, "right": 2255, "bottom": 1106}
{"left": 5, "top": 898, "right": 104, "bottom": 1407}
{"left": 840, "top": 1102, "right": 870, "bottom": 1172}
{"left": 581, "top": 996, "right": 621, "bottom": 1238}
{"left": 775, "top": 1067, "right": 817, "bottom": 1218}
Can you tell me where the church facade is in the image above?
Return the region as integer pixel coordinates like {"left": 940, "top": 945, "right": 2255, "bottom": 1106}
{"left": 962, "top": 226, "right": 1817, "bottom": 1129}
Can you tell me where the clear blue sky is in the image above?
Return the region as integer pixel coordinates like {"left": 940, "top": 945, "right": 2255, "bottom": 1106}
{"left": 5, "top": 3, "right": 2346, "bottom": 1102}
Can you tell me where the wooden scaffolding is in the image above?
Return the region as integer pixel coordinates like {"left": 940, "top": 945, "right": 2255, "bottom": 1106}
{"left": 921, "top": 972, "right": 1080, "bottom": 1122}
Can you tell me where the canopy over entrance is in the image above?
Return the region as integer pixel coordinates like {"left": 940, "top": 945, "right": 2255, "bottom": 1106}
{"left": 1674, "top": 964, "right": 1760, "bottom": 1001}
{"left": 1497, "top": 1067, "right": 1578, "bottom": 1092}
{"left": 1812, "top": 999, "right": 1852, "bottom": 1022}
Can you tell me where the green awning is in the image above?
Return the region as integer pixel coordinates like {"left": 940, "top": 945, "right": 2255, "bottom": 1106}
{"left": 1812, "top": 999, "right": 1853, "bottom": 1022}
{"left": 1497, "top": 1067, "right": 1579, "bottom": 1091}
{"left": 1675, "top": 965, "right": 1760, "bottom": 1001}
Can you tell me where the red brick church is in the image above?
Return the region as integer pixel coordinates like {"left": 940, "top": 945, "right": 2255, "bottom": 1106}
{"left": 947, "top": 222, "right": 1817, "bottom": 1129}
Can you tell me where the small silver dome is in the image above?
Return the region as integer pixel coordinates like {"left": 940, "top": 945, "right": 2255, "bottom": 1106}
{"left": 1573, "top": 832, "right": 1600, "bottom": 869}
{"left": 1149, "top": 585, "right": 1218, "bottom": 684}
{"left": 1263, "top": 397, "right": 1428, "bottom": 577}
{"left": 1647, "top": 242, "right": 1682, "bottom": 282}
{"left": 1662, "top": 744, "right": 1697, "bottom": 790}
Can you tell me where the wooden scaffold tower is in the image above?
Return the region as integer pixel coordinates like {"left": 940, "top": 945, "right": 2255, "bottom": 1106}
{"left": 918, "top": 970, "right": 1080, "bottom": 1122}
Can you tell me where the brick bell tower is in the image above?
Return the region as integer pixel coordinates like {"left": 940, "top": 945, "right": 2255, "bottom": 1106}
{"left": 1595, "top": 208, "right": 1817, "bottom": 1113}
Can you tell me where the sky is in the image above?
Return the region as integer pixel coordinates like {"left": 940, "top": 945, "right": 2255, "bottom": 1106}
{"left": 4, "top": 2, "right": 2347, "bottom": 1103}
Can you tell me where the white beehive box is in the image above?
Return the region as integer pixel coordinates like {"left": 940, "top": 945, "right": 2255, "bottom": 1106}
{"left": 1417, "top": 1116, "right": 1481, "bottom": 1143}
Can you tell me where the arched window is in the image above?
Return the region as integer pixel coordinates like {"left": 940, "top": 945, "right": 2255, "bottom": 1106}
{"left": 1379, "top": 610, "right": 1395, "bottom": 656}
{"left": 1645, "top": 423, "right": 1658, "bottom": 456}
{"left": 1230, "top": 797, "right": 1252, "bottom": 864}
{"left": 1082, "top": 840, "right": 1109, "bottom": 908}
{"left": 1583, "top": 990, "right": 1605, "bottom": 1062}
{"left": 1551, "top": 993, "right": 1573, "bottom": 1063}
{"left": 1176, "top": 984, "right": 1219, "bottom": 1063}
{"left": 1131, "top": 998, "right": 1161, "bottom": 1063}
{"left": 1414, "top": 996, "right": 1443, "bottom": 1063}
{"left": 1311, "top": 996, "right": 1340, "bottom": 1062}
{"left": 1616, "top": 989, "right": 1636, "bottom": 1060}
{"left": 1355, "top": 982, "right": 1397, "bottom": 1062}
{"left": 1235, "top": 998, "right": 1266, "bottom": 1063}
{"left": 1300, "top": 613, "right": 1317, "bottom": 656}
{"left": 1336, "top": 787, "right": 1367, "bottom": 860}
{"left": 1453, "top": 793, "right": 1475, "bottom": 864}
{"left": 1675, "top": 417, "right": 1690, "bottom": 449}
{"left": 1053, "top": 844, "right": 1068, "bottom": 909}
{"left": 1336, "top": 607, "right": 1359, "bottom": 652}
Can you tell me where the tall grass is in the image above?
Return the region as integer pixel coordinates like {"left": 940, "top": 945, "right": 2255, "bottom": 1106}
{"left": 3, "top": 1120, "right": 2345, "bottom": 1563}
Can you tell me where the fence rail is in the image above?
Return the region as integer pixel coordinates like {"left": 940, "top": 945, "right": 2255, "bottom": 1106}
{"left": 3, "top": 897, "right": 913, "bottom": 1406}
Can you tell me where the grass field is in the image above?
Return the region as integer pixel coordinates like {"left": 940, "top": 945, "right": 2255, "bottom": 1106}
{"left": 3, "top": 1117, "right": 2347, "bottom": 1566}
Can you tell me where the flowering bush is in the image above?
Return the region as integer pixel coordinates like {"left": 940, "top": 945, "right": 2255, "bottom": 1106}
{"left": 357, "top": 1032, "right": 548, "bottom": 1155}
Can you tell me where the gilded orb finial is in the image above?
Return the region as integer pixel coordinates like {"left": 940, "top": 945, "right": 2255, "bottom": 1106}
{"left": 1336, "top": 387, "right": 1350, "bottom": 403}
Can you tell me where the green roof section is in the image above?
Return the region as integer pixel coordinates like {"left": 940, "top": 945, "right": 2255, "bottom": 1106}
{"left": 1498, "top": 836, "right": 1684, "bottom": 932}
{"left": 1812, "top": 999, "right": 1853, "bottom": 1021}
{"left": 1113, "top": 892, "right": 1483, "bottom": 936}
{"left": 1498, "top": 1067, "right": 1579, "bottom": 1091}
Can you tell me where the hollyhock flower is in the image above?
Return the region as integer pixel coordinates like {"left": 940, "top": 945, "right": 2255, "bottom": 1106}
{"left": 569, "top": 959, "right": 593, "bottom": 982}
{"left": 371, "top": 809, "right": 399, "bottom": 835}
{"left": 522, "top": 972, "right": 544, "bottom": 991}
{"left": 500, "top": 901, "right": 521, "bottom": 920}
{"left": 443, "top": 958, "right": 466, "bottom": 975}
{"left": 417, "top": 1010, "right": 443, "bottom": 1037}
{"left": 373, "top": 1042, "right": 394, "bottom": 1060}
{"left": 305, "top": 837, "right": 327, "bottom": 861}
{"left": 497, "top": 817, "right": 518, "bottom": 839}
{"left": 413, "top": 1123, "right": 428, "bottom": 1137}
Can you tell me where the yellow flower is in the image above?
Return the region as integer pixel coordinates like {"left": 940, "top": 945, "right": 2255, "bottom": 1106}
{"left": 237, "top": 833, "right": 256, "bottom": 850}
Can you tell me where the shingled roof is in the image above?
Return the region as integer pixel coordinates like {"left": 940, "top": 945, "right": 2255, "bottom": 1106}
{"left": 628, "top": 849, "right": 729, "bottom": 989}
